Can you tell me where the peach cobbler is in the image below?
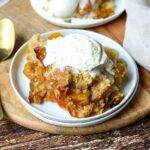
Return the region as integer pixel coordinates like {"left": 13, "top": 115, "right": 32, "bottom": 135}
{"left": 44, "top": 0, "right": 115, "bottom": 21}
{"left": 23, "top": 32, "right": 127, "bottom": 118}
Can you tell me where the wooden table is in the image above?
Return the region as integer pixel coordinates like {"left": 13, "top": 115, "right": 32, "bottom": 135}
{"left": 0, "top": 0, "right": 150, "bottom": 149}
{"left": 0, "top": 117, "right": 150, "bottom": 149}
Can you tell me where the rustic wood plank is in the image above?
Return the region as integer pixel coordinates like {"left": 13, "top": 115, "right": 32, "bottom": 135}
{"left": 0, "top": 117, "right": 150, "bottom": 150}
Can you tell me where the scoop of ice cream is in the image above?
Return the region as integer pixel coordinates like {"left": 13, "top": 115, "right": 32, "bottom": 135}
{"left": 44, "top": 34, "right": 114, "bottom": 77}
{"left": 49, "top": 0, "right": 79, "bottom": 18}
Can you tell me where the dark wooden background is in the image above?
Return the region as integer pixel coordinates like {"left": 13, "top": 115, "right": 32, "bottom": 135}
{"left": 0, "top": 0, "right": 150, "bottom": 149}
{"left": 0, "top": 117, "right": 150, "bottom": 149}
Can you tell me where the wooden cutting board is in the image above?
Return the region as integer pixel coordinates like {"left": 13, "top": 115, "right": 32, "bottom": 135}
{"left": 0, "top": 0, "right": 150, "bottom": 135}
{"left": 0, "top": 60, "right": 150, "bottom": 135}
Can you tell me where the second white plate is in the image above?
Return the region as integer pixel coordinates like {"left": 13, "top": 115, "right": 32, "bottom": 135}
{"left": 30, "top": 0, "right": 125, "bottom": 28}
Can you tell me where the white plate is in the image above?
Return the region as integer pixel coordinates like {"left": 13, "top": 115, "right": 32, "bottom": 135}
{"left": 23, "top": 80, "right": 138, "bottom": 127}
{"left": 23, "top": 83, "right": 138, "bottom": 127}
{"left": 10, "top": 29, "right": 139, "bottom": 123}
{"left": 30, "top": 0, "right": 125, "bottom": 28}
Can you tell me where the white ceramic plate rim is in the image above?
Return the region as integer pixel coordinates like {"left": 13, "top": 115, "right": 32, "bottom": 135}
{"left": 30, "top": 0, "right": 125, "bottom": 28}
{"left": 23, "top": 84, "right": 138, "bottom": 127}
{"left": 10, "top": 29, "right": 139, "bottom": 123}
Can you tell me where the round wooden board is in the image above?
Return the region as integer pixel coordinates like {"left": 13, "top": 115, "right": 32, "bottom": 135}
{"left": 0, "top": 60, "right": 150, "bottom": 135}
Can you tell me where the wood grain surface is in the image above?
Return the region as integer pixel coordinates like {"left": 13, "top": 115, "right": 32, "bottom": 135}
{"left": 0, "top": 117, "right": 150, "bottom": 150}
{"left": 0, "top": 0, "right": 150, "bottom": 149}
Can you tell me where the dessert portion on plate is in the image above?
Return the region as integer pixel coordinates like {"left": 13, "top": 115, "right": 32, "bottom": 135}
{"left": 43, "top": 0, "right": 115, "bottom": 21}
{"left": 23, "top": 32, "right": 127, "bottom": 118}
